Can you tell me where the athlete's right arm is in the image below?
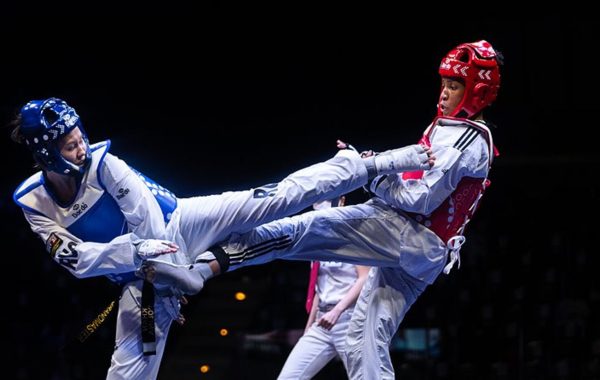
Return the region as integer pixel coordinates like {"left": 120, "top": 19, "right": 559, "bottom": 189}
{"left": 24, "top": 211, "right": 172, "bottom": 278}
{"left": 100, "top": 154, "right": 168, "bottom": 240}
{"left": 370, "top": 128, "right": 490, "bottom": 215}
{"left": 305, "top": 293, "right": 319, "bottom": 334}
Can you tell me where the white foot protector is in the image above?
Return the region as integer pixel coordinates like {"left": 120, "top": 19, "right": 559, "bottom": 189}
{"left": 136, "top": 260, "right": 213, "bottom": 295}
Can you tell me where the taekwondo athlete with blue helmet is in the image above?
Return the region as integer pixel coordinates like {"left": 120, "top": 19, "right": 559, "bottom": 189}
{"left": 11, "top": 97, "right": 435, "bottom": 379}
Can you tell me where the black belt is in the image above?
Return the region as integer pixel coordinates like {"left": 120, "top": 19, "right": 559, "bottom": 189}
{"left": 62, "top": 280, "right": 157, "bottom": 356}
{"left": 318, "top": 303, "right": 336, "bottom": 312}
{"left": 141, "top": 280, "right": 156, "bottom": 356}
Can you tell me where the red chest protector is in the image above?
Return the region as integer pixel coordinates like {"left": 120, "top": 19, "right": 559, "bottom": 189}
{"left": 403, "top": 117, "right": 499, "bottom": 273}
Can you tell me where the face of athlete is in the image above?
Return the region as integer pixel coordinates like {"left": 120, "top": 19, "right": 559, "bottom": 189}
{"left": 438, "top": 77, "right": 465, "bottom": 116}
{"left": 58, "top": 127, "right": 87, "bottom": 167}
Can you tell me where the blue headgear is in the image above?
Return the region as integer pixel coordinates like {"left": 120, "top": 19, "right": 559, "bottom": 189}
{"left": 20, "top": 98, "right": 91, "bottom": 176}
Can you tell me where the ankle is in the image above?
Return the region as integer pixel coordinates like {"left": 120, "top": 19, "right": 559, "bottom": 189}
{"left": 203, "top": 245, "right": 229, "bottom": 273}
{"left": 208, "top": 260, "right": 221, "bottom": 276}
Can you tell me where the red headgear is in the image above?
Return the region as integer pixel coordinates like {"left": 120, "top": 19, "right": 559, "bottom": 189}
{"left": 438, "top": 40, "right": 501, "bottom": 118}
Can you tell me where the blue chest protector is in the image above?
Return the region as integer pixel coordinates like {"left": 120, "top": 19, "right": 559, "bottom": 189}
{"left": 14, "top": 141, "right": 177, "bottom": 285}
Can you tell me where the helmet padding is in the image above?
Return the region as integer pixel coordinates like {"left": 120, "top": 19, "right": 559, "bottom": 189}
{"left": 20, "top": 98, "right": 91, "bottom": 175}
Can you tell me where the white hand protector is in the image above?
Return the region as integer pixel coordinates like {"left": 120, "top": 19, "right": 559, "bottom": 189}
{"left": 135, "top": 239, "right": 179, "bottom": 260}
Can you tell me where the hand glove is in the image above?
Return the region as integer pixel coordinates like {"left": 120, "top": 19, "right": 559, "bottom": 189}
{"left": 337, "top": 139, "right": 376, "bottom": 158}
{"left": 360, "top": 149, "right": 374, "bottom": 158}
{"left": 135, "top": 239, "right": 179, "bottom": 260}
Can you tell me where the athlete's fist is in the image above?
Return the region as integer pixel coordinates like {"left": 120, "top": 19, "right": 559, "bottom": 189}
{"left": 336, "top": 139, "right": 357, "bottom": 152}
{"left": 337, "top": 139, "right": 374, "bottom": 158}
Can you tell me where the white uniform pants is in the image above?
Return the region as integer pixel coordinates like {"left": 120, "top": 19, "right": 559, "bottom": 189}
{"left": 278, "top": 309, "right": 353, "bottom": 380}
{"left": 219, "top": 198, "right": 448, "bottom": 379}
{"left": 107, "top": 149, "right": 369, "bottom": 379}
{"left": 345, "top": 267, "right": 430, "bottom": 380}
{"left": 168, "top": 149, "right": 368, "bottom": 264}
{"left": 106, "top": 280, "right": 172, "bottom": 379}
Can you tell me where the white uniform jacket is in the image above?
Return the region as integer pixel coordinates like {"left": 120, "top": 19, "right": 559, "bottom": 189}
{"left": 13, "top": 141, "right": 176, "bottom": 283}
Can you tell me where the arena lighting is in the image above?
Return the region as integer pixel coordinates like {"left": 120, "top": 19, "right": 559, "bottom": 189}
{"left": 235, "top": 291, "right": 247, "bottom": 301}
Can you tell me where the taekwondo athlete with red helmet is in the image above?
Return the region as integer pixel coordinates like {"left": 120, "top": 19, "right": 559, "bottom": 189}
{"left": 343, "top": 39, "right": 503, "bottom": 380}
{"left": 11, "top": 97, "right": 434, "bottom": 379}
{"left": 144, "top": 39, "right": 502, "bottom": 379}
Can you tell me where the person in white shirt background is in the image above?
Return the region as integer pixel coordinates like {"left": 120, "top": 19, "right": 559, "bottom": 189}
{"left": 278, "top": 196, "right": 370, "bottom": 380}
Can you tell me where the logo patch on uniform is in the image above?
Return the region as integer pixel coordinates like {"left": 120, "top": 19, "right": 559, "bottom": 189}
{"left": 116, "top": 188, "right": 130, "bottom": 199}
{"left": 46, "top": 233, "right": 63, "bottom": 258}
{"left": 253, "top": 183, "right": 278, "bottom": 199}
{"left": 71, "top": 202, "right": 88, "bottom": 218}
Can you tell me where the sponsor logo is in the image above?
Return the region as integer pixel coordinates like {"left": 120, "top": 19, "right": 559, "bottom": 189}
{"left": 57, "top": 241, "right": 79, "bottom": 270}
{"left": 77, "top": 301, "right": 116, "bottom": 343}
{"left": 253, "top": 183, "right": 278, "bottom": 199}
{"left": 116, "top": 188, "right": 130, "bottom": 200}
{"left": 141, "top": 306, "right": 156, "bottom": 339}
{"left": 46, "top": 233, "right": 63, "bottom": 258}
{"left": 71, "top": 202, "right": 88, "bottom": 218}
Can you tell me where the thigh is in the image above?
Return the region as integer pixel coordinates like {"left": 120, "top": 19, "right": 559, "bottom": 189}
{"left": 177, "top": 150, "right": 368, "bottom": 258}
{"left": 345, "top": 267, "right": 427, "bottom": 380}
{"left": 106, "top": 281, "right": 172, "bottom": 380}
{"left": 278, "top": 322, "right": 338, "bottom": 380}
{"left": 227, "top": 202, "right": 409, "bottom": 271}
{"left": 296, "top": 202, "right": 446, "bottom": 283}
{"left": 331, "top": 310, "right": 353, "bottom": 358}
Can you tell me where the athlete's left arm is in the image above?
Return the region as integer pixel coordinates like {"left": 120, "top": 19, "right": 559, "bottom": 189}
{"left": 25, "top": 211, "right": 141, "bottom": 278}
{"left": 370, "top": 127, "right": 489, "bottom": 215}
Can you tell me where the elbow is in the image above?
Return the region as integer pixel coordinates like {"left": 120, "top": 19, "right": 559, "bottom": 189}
{"left": 356, "top": 277, "right": 369, "bottom": 287}
{"left": 401, "top": 195, "right": 439, "bottom": 215}
{"left": 420, "top": 204, "right": 437, "bottom": 216}
{"left": 65, "top": 262, "right": 94, "bottom": 279}
{"left": 70, "top": 264, "right": 93, "bottom": 279}
{"left": 420, "top": 198, "right": 445, "bottom": 216}
{"left": 71, "top": 271, "right": 87, "bottom": 279}
{"left": 54, "top": 257, "right": 90, "bottom": 279}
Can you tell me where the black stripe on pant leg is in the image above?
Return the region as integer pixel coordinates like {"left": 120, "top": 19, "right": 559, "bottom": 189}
{"left": 229, "top": 239, "right": 293, "bottom": 266}
{"left": 228, "top": 236, "right": 292, "bottom": 260}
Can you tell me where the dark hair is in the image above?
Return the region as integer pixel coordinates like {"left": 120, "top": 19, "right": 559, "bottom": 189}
{"left": 8, "top": 112, "right": 24, "bottom": 144}
{"left": 8, "top": 112, "right": 42, "bottom": 170}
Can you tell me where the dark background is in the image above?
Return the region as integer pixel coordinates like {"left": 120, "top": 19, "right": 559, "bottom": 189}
{"left": 2, "top": 6, "right": 599, "bottom": 380}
